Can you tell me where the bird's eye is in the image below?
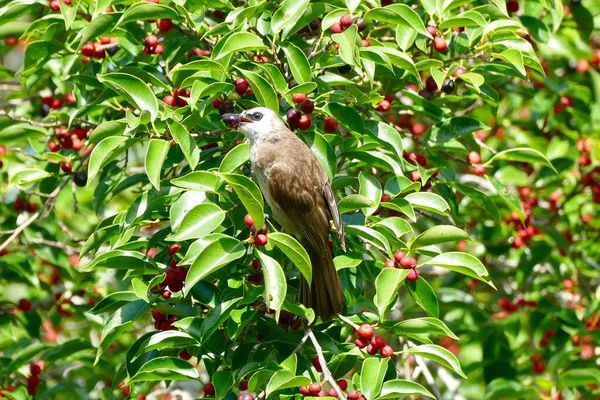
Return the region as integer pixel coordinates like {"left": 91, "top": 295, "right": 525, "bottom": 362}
{"left": 252, "top": 112, "right": 263, "bottom": 121}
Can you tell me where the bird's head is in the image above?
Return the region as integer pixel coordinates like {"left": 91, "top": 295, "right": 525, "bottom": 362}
{"left": 222, "top": 107, "right": 288, "bottom": 143}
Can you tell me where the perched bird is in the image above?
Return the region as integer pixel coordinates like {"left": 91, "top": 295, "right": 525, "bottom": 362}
{"left": 223, "top": 107, "right": 344, "bottom": 320}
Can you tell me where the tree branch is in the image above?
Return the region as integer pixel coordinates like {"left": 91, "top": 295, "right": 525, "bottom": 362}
{"left": 308, "top": 331, "right": 347, "bottom": 400}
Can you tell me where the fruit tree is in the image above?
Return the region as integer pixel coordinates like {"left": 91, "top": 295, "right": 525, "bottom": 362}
{"left": 1, "top": 0, "right": 599, "bottom": 399}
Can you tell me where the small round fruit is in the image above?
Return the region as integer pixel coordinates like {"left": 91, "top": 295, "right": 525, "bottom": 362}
{"left": 82, "top": 42, "right": 96, "bottom": 57}
{"left": 426, "top": 25, "right": 438, "bottom": 36}
{"left": 441, "top": 79, "right": 455, "bottom": 94}
{"left": 144, "top": 34, "right": 159, "bottom": 47}
{"left": 308, "top": 382, "right": 322, "bottom": 395}
{"left": 161, "top": 290, "right": 172, "bottom": 299}
{"left": 218, "top": 100, "right": 234, "bottom": 116}
{"left": 292, "top": 93, "right": 307, "bottom": 104}
{"left": 204, "top": 383, "right": 215, "bottom": 397}
{"left": 433, "top": 36, "right": 447, "bottom": 52}
{"left": 60, "top": 162, "right": 72, "bottom": 174}
{"left": 377, "top": 100, "right": 391, "bottom": 112}
{"left": 371, "top": 335, "right": 386, "bottom": 350}
{"left": 380, "top": 345, "right": 394, "bottom": 357}
{"left": 410, "top": 123, "right": 425, "bottom": 136}
{"left": 286, "top": 108, "right": 302, "bottom": 123}
{"left": 157, "top": 19, "right": 172, "bottom": 33}
{"left": 358, "top": 323, "right": 374, "bottom": 340}
{"left": 381, "top": 193, "right": 391, "bottom": 202}
{"left": 301, "top": 100, "right": 314, "bottom": 114}
{"left": 154, "top": 44, "right": 164, "bottom": 55}
{"left": 254, "top": 234, "right": 268, "bottom": 247}
{"left": 152, "top": 309, "right": 165, "bottom": 322}
{"left": 324, "top": 117, "right": 338, "bottom": 133}
{"left": 366, "top": 343, "right": 378, "bottom": 355}
{"left": 330, "top": 22, "right": 343, "bottom": 33}
{"left": 348, "top": 390, "right": 360, "bottom": 400}
{"left": 297, "top": 114, "right": 312, "bottom": 130}
{"left": 238, "top": 394, "right": 254, "bottom": 400}
{"left": 361, "top": 38, "right": 371, "bottom": 47}
{"left": 340, "top": 14, "right": 353, "bottom": 28}
{"left": 163, "top": 95, "right": 177, "bottom": 106}
{"left": 406, "top": 268, "right": 419, "bottom": 281}
{"left": 425, "top": 77, "right": 438, "bottom": 92}
{"left": 355, "top": 337, "right": 369, "bottom": 348}
{"left": 467, "top": 151, "right": 481, "bottom": 164}
{"left": 30, "top": 363, "right": 42, "bottom": 376}
{"left": 179, "top": 349, "right": 192, "bottom": 360}
{"left": 394, "top": 250, "right": 406, "bottom": 263}
{"left": 299, "top": 386, "right": 310, "bottom": 396}
{"left": 4, "top": 37, "right": 18, "bottom": 46}
{"left": 244, "top": 213, "right": 254, "bottom": 228}
{"left": 168, "top": 244, "right": 182, "bottom": 256}
{"left": 73, "top": 171, "right": 88, "bottom": 187}
{"left": 473, "top": 164, "right": 486, "bottom": 176}
{"left": 399, "top": 256, "right": 417, "bottom": 269}
{"left": 235, "top": 78, "right": 249, "bottom": 95}
{"left": 506, "top": 0, "right": 519, "bottom": 13}
{"left": 384, "top": 259, "right": 396, "bottom": 268}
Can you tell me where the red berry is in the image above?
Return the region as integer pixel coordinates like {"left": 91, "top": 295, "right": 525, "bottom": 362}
{"left": 507, "top": 0, "right": 519, "bottom": 13}
{"left": 19, "top": 299, "right": 32, "bottom": 311}
{"left": 49, "top": 0, "right": 59, "bottom": 10}
{"left": 239, "top": 380, "right": 248, "bottom": 391}
{"left": 157, "top": 19, "right": 172, "bottom": 33}
{"left": 380, "top": 345, "right": 394, "bottom": 357}
{"left": 384, "top": 259, "right": 396, "bottom": 268}
{"left": 544, "top": 329, "right": 554, "bottom": 339}
{"left": 310, "top": 356, "right": 322, "bottom": 372}
{"left": 235, "top": 78, "right": 249, "bottom": 95}
{"left": 328, "top": 388, "right": 337, "bottom": 397}
{"left": 394, "top": 251, "right": 406, "bottom": 263}
{"left": 292, "top": 93, "right": 307, "bottom": 104}
{"left": 361, "top": 38, "right": 371, "bottom": 47}
{"left": 254, "top": 234, "right": 268, "bottom": 247}
{"left": 297, "top": 114, "right": 312, "bottom": 130}
{"left": 358, "top": 324, "right": 374, "bottom": 340}
{"left": 152, "top": 309, "right": 165, "bottom": 322}
{"left": 163, "top": 95, "right": 177, "bottom": 106}
{"left": 400, "top": 256, "right": 417, "bottom": 269}
{"left": 366, "top": 343, "right": 378, "bottom": 355}
{"left": 410, "top": 123, "right": 425, "bottom": 136}
{"left": 340, "top": 14, "right": 353, "bottom": 28}
{"left": 336, "top": 379, "right": 348, "bottom": 391}
{"left": 324, "top": 116, "right": 338, "bottom": 133}
{"left": 301, "top": 100, "right": 315, "bottom": 114}
{"left": 308, "top": 382, "right": 322, "bottom": 395}
{"left": 348, "top": 390, "right": 360, "bottom": 400}
{"left": 161, "top": 290, "right": 171, "bottom": 299}
{"left": 467, "top": 151, "right": 481, "bottom": 164}
{"left": 51, "top": 99, "right": 63, "bottom": 109}
{"left": 212, "top": 98, "right": 222, "bottom": 108}
{"left": 30, "top": 363, "right": 42, "bottom": 376}
{"left": 299, "top": 386, "right": 310, "bottom": 396}
{"left": 179, "top": 349, "right": 192, "bottom": 360}
{"left": 144, "top": 34, "right": 159, "bottom": 47}
{"left": 287, "top": 108, "right": 302, "bottom": 124}
{"left": 4, "top": 37, "right": 18, "bottom": 46}
{"left": 60, "top": 162, "right": 72, "bottom": 173}
{"left": 377, "top": 100, "right": 391, "bottom": 112}
{"left": 204, "top": 383, "right": 215, "bottom": 396}
{"left": 27, "top": 375, "right": 40, "bottom": 387}
{"left": 168, "top": 244, "right": 181, "bottom": 256}
{"left": 433, "top": 36, "right": 447, "bottom": 52}
{"left": 27, "top": 203, "right": 38, "bottom": 213}
{"left": 425, "top": 77, "right": 438, "bottom": 92}
{"left": 534, "top": 362, "right": 545, "bottom": 373}
{"left": 330, "top": 23, "right": 343, "bottom": 33}
{"left": 473, "top": 165, "right": 486, "bottom": 176}
{"left": 82, "top": 42, "right": 95, "bottom": 57}
{"left": 371, "top": 335, "right": 386, "bottom": 350}
{"left": 244, "top": 213, "right": 254, "bottom": 228}
{"left": 154, "top": 44, "right": 164, "bottom": 55}
{"left": 406, "top": 268, "right": 419, "bottom": 281}
{"left": 426, "top": 25, "right": 437, "bottom": 36}
{"left": 354, "top": 337, "right": 369, "bottom": 348}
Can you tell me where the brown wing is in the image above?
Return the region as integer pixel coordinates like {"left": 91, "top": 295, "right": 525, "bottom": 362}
{"left": 323, "top": 182, "right": 346, "bottom": 251}
{"left": 266, "top": 161, "right": 330, "bottom": 253}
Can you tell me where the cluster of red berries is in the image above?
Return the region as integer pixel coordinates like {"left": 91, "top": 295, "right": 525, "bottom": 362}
{"left": 142, "top": 34, "right": 163, "bottom": 55}
{"left": 12, "top": 198, "right": 38, "bottom": 213}
{"left": 539, "top": 328, "right": 555, "bottom": 348}
{"left": 117, "top": 381, "right": 131, "bottom": 397}
{"left": 41, "top": 92, "right": 75, "bottom": 112}
{"left": 329, "top": 15, "right": 370, "bottom": 47}
{"left": 383, "top": 251, "right": 419, "bottom": 282}
{"left": 530, "top": 353, "right": 546, "bottom": 374}
{"left": 465, "top": 150, "right": 486, "bottom": 177}
{"left": 493, "top": 296, "right": 538, "bottom": 319}
{"left": 573, "top": 334, "right": 595, "bottom": 360}
{"left": 26, "top": 362, "right": 43, "bottom": 395}
{"left": 403, "top": 151, "right": 428, "bottom": 167}
{"left": 48, "top": 0, "right": 70, "bottom": 12}
{"left": 300, "top": 380, "right": 358, "bottom": 399}
{"left": 163, "top": 88, "right": 190, "bottom": 107}
{"left": 427, "top": 25, "right": 448, "bottom": 53}
{"left": 376, "top": 95, "right": 394, "bottom": 112}
{"left": 81, "top": 37, "right": 117, "bottom": 62}
{"left": 151, "top": 309, "right": 179, "bottom": 331}
{"left": 354, "top": 323, "right": 395, "bottom": 358}
{"left": 156, "top": 244, "right": 187, "bottom": 298}
{"left": 286, "top": 93, "right": 313, "bottom": 131}
{"left": 48, "top": 126, "right": 88, "bottom": 152}
{"left": 234, "top": 78, "right": 253, "bottom": 96}
{"left": 244, "top": 213, "right": 268, "bottom": 247}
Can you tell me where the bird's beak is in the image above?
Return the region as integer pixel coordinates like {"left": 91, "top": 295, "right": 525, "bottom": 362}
{"left": 222, "top": 113, "right": 251, "bottom": 129}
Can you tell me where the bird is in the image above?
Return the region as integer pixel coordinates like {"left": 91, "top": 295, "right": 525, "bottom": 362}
{"left": 222, "top": 107, "right": 344, "bottom": 321}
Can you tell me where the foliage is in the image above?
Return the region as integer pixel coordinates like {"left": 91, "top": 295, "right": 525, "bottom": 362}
{"left": 1, "top": 0, "right": 600, "bottom": 399}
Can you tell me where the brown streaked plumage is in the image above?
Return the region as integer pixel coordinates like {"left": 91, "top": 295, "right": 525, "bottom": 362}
{"left": 222, "top": 107, "right": 344, "bottom": 320}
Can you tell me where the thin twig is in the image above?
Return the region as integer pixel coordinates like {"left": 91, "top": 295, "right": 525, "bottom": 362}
{"left": 0, "top": 110, "right": 59, "bottom": 128}
{"left": 190, "top": 129, "right": 222, "bottom": 138}
{"left": 291, "top": 327, "right": 312, "bottom": 357}
{"left": 308, "top": 331, "right": 347, "bottom": 400}
{"left": 27, "top": 238, "right": 80, "bottom": 254}
{"left": 336, "top": 313, "right": 360, "bottom": 330}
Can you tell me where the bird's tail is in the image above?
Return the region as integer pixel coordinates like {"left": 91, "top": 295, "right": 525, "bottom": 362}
{"left": 300, "top": 247, "right": 343, "bottom": 321}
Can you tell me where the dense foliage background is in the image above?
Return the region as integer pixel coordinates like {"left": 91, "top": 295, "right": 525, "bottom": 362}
{"left": 1, "top": 0, "right": 599, "bottom": 399}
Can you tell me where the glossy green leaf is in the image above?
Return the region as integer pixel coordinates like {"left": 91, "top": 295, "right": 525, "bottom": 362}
{"left": 216, "top": 32, "right": 267, "bottom": 59}
{"left": 268, "top": 232, "right": 312, "bottom": 285}
{"left": 219, "top": 143, "right": 249, "bottom": 173}
{"left": 118, "top": 2, "right": 177, "bottom": 24}
{"left": 256, "top": 251, "right": 287, "bottom": 319}
{"left": 412, "top": 225, "right": 471, "bottom": 249}
{"left": 167, "top": 203, "right": 225, "bottom": 242}
{"left": 272, "top": 0, "right": 310, "bottom": 36}
{"left": 406, "top": 277, "right": 439, "bottom": 318}
{"left": 424, "top": 252, "right": 495, "bottom": 288}
{"left": 145, "top": 139, "right": 170, "bottom": 190}
{"left": 360, "top": 357, "right": 389, "bottom": 400}
{"left": 338, "top": 194, "right": 374, "bottom": 214}
{"left": 185, "top": 236, "right": 246, "bottom": 289}
{"left": 394, "top": 317, "right": 458, "bottom": 339}
{"left": 374, "top": 268, "right": 409, "bottom": 320}
{"left": 483, "top": 147, "right": 556, "bottom": 171}
{"left": 364, "top": 4, "right": 431, "bottom": 38}
{"left": 407, "top": 344, "right": 467, "bottom": 378}
{"left": 404, "top": 192, "right": 449, "bottom": 215}
{"left": 168, "top": 119, "right": 201, "bottom": 170}
{"left": 98, "top": 73, "right": 158, "bottom": 121}
{"left": 216, "top": 172, "right": 264, "bottom": 230}
{"left": 129, "top": 356, "right": 199, "bottom": 382}
{"left": 236, "top": 68, "right": 279, "bottom": 112}
{"left": 359, "top": 172, "right": 382, "bottom": 217}
{"left": 171, "top": 171, "right": 220, "bottom": 193}
{"left": 281, "top": 42, "right": 312, "bottom": 84}
{"left": 377, "top": 379, "right": 435, "bottom": 399}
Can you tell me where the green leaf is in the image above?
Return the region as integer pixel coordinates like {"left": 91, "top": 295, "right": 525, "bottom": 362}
{"left": 406, "top": 277, "right": 439, "bottom": 318}
{"left": 118, "top": 2, "right": 178, "bottom": 25}
{"left": 167, "top": 203, "right": 225, "bottom": 242}
{"left": 131, "top": 278, "right": 149, "bottom": 303}
{"left": 268, "top": 232, "right": 312, "bottom": 285}
{"left": 87, "top": 136, "right": 129, "bottom": 184}
{"left": 185, "top": 236, "right": 246, "bottom": 289}
{"left": 493, "top": 49, "right": 526, "bottom": 77}
{"left": 359, "top": 172, "right": 382, "bottom": 217}
{"left": 281, "top": 42, "right": 312, "bottom": 84}
{"left": 364, "top": 120, "right": 404, "bottom": 161}
{"left": 145, "top": 139, "right": 170, "bottom": 190}
{"left": 168, "top": 119, "right": 201, "bottom": 170}
{"left": 332, "top": 24, "right": 360, "bottom": 67}
{"left": 393, "top": 317, "right": 458, "bottom": 340}
{"left": 483, "top": 147, "right": 556, "bottom": 171}
{"left": 334, "top": 253, "right": 363, "bottom": 270}
{"left": 96, "top": 300, "right": 149, "bottom": 363}
{"left": 266, "top": 370, "right": 311, "bottom": 396}
{"left": 9, "top": 168, "right": 50, "bottom": 186}
{"left": 558, "top": 368, "right": 600, "bottom": 387}
{"left": 235, "top": 68, "right": 279, "bottom": 112}
{"left": 90, "top": 291, "right": 140, "bottom": 314}
{"left": 412, "top": 225, "right": 471, "bottom": 249}
{"left": 364, "top": 4, "right": 431, "bottom": 38}
{"left": 337, "top": 194, "right": 374, "bottom": 214}
{"left": 424, "top": 252, "right": 494, "bottom": 288}
{"left": 88, "top": 120, "right": 126, "bottom": 144}
{"left": 171, "top": 171, "right": 220, "bottom": 193}
{"left": 129, "top": 356, "right": 199, "bottom": 383}
{"left": 133, "top": 331, "right": 198, "bottom": 361}
{"left": 98, "top": 73, "right": 158, "bottom": 121}
{"left": 360, "top": 357, "right": 389, "bottom": 400}
{"left": 216, "top": 172, "right": 264, "bottom": 230}
{"left": 374, "top": 268, "right": 409, "bottom": 320}
{"left": 377, "top": 379, "right": 435, "bottom": 399}
{"left": 424, "top": 117, "right": 489, "bottom": 145}
{"left": 215, "top": 32, "right": 267, "bottom": 59}
{"left": 79, "top": 13, "right": 120, "bottom": 48}
{"left": 451, "top": 183, "right": 501, "bottom": 223}
{"left": 80, "top": 250, "right": 157, "bottom": 272}
{"left": 325, "top": 102, "right": 365, "bottom": 135}
{"left": 407, "top": 344, "right": 467, "bottom": 378}
{"left": 298, "top": 131, "right": 337, "bottom": 181}
{"left": 219, "top": 143, "right": 249, "bottom": 173}
{"left": 256, "top": 251, "right": 287, "bottom": 319}
{"left": 272, "top": 0, "right": 310, "bottom": 36}
{"left": 346, "top": 225, "right": 392, "bottom": 255}
{"left": 404, "top": 192, "right": 449, "bottom": 215}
